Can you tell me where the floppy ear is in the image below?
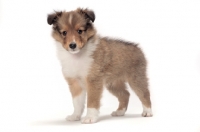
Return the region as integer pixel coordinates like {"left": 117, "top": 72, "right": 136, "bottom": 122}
{"left": 76, "top": 8, "right": 95, "bottom": 22}
{"left": 47, "top": 11, "right": 62, "bottom": 25}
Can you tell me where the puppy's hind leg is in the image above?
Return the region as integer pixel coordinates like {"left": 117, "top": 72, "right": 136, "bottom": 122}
{"left": 106, "top": 80, "right": 130, "bottom": 116}
{"left": 128, "top": 72, "right": 153, "bottom": 117}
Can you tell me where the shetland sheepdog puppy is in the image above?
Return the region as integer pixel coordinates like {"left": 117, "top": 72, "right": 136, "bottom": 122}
{"left": 47, "top": 8, "right": 152, "bottom": 124}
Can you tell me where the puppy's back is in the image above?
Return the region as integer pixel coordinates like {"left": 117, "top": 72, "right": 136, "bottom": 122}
{"left": 91, "top": 37, "right": 147, "bottom": 78}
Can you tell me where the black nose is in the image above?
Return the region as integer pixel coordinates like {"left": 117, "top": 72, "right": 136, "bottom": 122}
{"left": 69, "top": 43, "right": 76, "bottom": 49}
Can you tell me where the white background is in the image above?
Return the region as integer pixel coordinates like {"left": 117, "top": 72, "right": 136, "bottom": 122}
{"left": 0, "top": 0, "right": 200, "bottom": 131}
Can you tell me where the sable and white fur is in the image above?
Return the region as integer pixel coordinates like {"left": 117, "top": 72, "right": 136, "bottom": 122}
{"left": 47, "top": 8, "right": 153, "bottom": 124}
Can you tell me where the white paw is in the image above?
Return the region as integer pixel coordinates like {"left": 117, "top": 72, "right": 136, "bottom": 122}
{"left": 81, "top": 116, "right": 98, "bottom": 124}
{"left": 66, "top": 114, "right": 81, "bottom": 121}
{"left": 111, "top": 108, "right": 126, "bottom": 116}
{"left": 142, "top": 106, "right": 153, "bottom": 117}
{"left": 81, "top": 108, "right": 99, "bottom": 124}
{"left": 142, "top": 111, "right": 153, "bottom": 117}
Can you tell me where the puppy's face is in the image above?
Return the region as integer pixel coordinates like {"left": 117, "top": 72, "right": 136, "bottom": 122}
{"left": 47, "top": 8, "right": 96, "bottom": 54}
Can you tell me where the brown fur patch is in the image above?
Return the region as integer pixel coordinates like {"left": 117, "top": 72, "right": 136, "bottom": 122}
{"left": 86, "top": 76, "right": 103, "bottom": 109}
{"left": 66, "top": 78, "right": 82, "bottom": 97}
{"left": 106, "top": 80, "right": 130, "bottom": 110}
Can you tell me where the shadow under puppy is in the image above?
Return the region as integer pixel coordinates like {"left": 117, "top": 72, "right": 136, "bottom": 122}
{"left": 47, "top": 8, "right": 153, "bottom": 124}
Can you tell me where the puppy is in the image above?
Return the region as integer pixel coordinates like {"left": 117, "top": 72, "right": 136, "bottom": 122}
{"left": 47, "top": 8, "right": 152, "bottom": 124}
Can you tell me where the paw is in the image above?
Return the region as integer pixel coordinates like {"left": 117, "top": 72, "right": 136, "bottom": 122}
{"left": 81, "top": 116, "right": 98, "bottom": 124}
{"left": 142, "top": 107, "right": 153, "bottom": 117}
{"left": 66, "top": 114, "right": 81, "bottom": 121}
{"left": 111, "top": 109, "right": 126, "bottom": 116}
{"left": 142, "top": 111, "right": 153, "bottom": 117}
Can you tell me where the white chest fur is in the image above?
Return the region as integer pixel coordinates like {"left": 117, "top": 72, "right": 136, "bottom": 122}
{"left": 55, "top": 39, "right": 99, "bottom": 78}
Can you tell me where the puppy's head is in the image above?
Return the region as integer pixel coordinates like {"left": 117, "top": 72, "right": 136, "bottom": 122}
{"left": 47, "top": 8, "right": 96, "bottom": 54}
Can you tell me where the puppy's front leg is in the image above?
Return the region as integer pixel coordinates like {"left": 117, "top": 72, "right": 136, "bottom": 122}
{"left": 66, "top": 78, "right": 86, "bottom": 121}
{"left": 81, "top": 77, "right": 103, "bottom": 124}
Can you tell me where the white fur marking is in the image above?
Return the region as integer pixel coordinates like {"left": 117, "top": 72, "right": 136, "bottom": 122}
{"left": 81, "top": 108, "right": 99, "bottom": 124}
{"left": 111, "top": 108, "right": 126, "bottom": 116}
{"left": 69, "top": 14, "right": 72, "bottom": 25}
{"left": 56, "top": 38, "right": 99, "bottom": 78}
{"left": 69, "top": 50, "right": 80, "bottom": 54}
{"left": 142, "top": 105, "right": 153, "bottom": 117}
{"left": 73, "top": 36, "right": 76, "bottom": 43}
{"left": 66, "top": 90, "right": 86, "bottom": 121}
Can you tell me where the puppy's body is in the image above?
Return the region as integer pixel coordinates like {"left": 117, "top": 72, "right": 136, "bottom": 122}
{"left": 48, "top": 8, "right": 152, "bottom": 124}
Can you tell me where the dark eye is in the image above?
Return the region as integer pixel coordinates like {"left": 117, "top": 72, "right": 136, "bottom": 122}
{"left": 77, "top": 30, "right": 82, "bottom": 34}
{"left": 62, "top": 31, "right": 67, "bottom": 36}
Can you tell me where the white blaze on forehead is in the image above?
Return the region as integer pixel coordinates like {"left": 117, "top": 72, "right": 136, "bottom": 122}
{"left": 69, "top": 14, "right": 73, "bottom": 25}
{"left": 73, "top": 36, "right": 76, "bottom": 42}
